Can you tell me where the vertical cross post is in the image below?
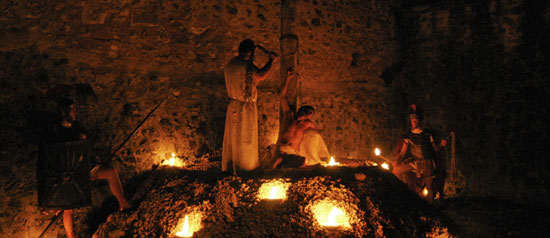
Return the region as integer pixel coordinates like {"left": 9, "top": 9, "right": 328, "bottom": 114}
{"left": 280, "top": 0, "right": 299, "bottom": 124}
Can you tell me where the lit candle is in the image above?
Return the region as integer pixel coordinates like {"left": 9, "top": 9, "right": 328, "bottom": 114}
{"left": 258, "top": 180, "right": 289, "bottom": 200}
{"left": 374, "top": 148, "right": 381, "bottom": 156}
{"left": 311, "top": 200, "right": 351, "bottom": 228}
{"left": 374, "top": 147, "right": 392, "bottom": 169}
{"left": 161, "top": 153, "right": 184, "bottom": 167}
{"left": 175, "top": 215, "right": 193, "bottom": 237}
{"left": 325, "top": 206, "right": 344, "bottom": 227}
{"left": 174, "top": 212, "right": 202, "bottom": 238}
{"left": 326, "top": 156, "right": 340, "bottom": 166}
{"left": 168, "top": 153, "right": 176, "bottom": 166}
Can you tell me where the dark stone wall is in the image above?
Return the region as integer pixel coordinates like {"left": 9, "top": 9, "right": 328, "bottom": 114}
{"left": 387, "top": 0, "right": 550, "bottom": 203}
{"left": 293, "top": 0, "right": 400, "bottom": 159}
{"left": 0, "top": 0, "right": 398, "bottom": 236}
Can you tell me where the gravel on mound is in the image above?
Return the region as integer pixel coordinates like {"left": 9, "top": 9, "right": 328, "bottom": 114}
{"left": 92, "top": 164, "right": 454, "bottom": 238}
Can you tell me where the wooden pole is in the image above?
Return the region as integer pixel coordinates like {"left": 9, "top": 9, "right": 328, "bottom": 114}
{"left": 112, "top": 97, "right": 166, "bottom": 157}
{"left": 280, "top": 0, "right": 299, "bottom": 134}
{"left": 449, "top": 131, "right": 457, "bottom": 181}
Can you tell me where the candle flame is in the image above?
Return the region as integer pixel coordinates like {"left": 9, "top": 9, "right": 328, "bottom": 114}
{"left": 381, "top": 162, "right": 390, "bottom": 170}
{"left": 161, "top": 153, "right": 184, "bottom": 167}
{"left": 374, "top": 148, "right": 381, "bottom": 156}
{"left": 311, "top": 200, "right": 351, "bottom": 228}
{"left": 325, "top": 207, "right": 344, "bottom": 226}
{"left": 326, "top": 156, "right": 340, "bottom": 166}
{"left": 258, "top": 180, "right": 289, "bottom": 200}
{"left": 174, "top": 212, "right": 202, "bottom": 237}
{"left": 422, "top": 188, "right": 429, "bottom": 197}
{"left": 175, "top": 215, "right": 193, "bottom": 237}
{"left": 269, "top": 186, "right": 280, "bottom": 199}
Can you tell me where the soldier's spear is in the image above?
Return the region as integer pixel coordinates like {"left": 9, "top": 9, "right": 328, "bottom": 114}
{"left": 38, "top": 210, "right": 61, "bottom": 238}
{"left": 38, "top": 98, "right": 166, "bottom": 237}
{"left": 111, "top": 97, "right": 167, "bottom": 157}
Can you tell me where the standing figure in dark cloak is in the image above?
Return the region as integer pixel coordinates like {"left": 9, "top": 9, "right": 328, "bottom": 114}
{"left": 38, "top": 98, "right": 130, "bottom": 238}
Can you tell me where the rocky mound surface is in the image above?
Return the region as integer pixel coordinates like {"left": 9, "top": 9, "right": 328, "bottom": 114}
{"left": 91, "top": 163, "right": 454, "bottom": 238}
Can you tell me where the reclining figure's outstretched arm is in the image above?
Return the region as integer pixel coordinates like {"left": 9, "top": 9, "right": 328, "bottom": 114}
{"left": 280, "top": 70, "right": 296, "bottom": 115}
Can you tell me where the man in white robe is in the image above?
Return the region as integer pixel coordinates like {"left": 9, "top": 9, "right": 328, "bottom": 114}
{"left": 222, "top": 39, "right": 276, "bottom": 174}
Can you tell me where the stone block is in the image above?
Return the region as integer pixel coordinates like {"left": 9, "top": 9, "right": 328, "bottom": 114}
{"left": 131, "top": 9, "right": 159, "bottom": 26}
{"left": 82, "top": 7, "right": 109, "bottom": 25}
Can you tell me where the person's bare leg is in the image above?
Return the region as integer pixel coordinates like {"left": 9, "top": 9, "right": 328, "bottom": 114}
{"left": 91, "top": 166, "right": 130, "bottom": 210}
{"left": 63, "top": 209, "right": 78, "bottom": 238}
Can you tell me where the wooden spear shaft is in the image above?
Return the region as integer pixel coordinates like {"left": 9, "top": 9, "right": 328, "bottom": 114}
{"left": 38, "top": 211, "right": 61, "bottom": 238}
{"left": 112, "top": 98, "right": 166, "bottom": 157}
{"left": 280, "top": 0, "right": 298, "bottom": 138}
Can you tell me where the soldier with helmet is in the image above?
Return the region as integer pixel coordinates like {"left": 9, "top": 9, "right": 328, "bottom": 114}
{"left": 392, "top": 104, "right": 447, "bottom": 202}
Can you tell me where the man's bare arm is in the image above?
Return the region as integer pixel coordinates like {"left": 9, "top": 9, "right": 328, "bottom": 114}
{"left": 253, "top": 54, "right": 278, "bottom": 86}
{"left": 280, "top": 70, "right": 296, "bottom": 114}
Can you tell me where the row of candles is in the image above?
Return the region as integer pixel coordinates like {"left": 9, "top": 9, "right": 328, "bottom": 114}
{"left": 166, "top": 147, "right": 394, "bottom": 237}
{"left": 161, "top": 148, "right": 392, "bottom": 170}
{"left": 324, "top": 148, "right": 391, "bottom": 171}
{"left": 173, "top": 179, "right": 352, "bottom": 237}
{"left": 173, "top": 183, "right": 429, "bottom": 237}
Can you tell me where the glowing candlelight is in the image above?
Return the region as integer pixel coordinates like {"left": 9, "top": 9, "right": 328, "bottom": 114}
{"left": 168, "top": 153, "right": 176, "bottom": 166}
{"left": 374, "top": 147, "right": 392, "bottom": 169}
{"left": 326, "top": 156, "right": 340, "bottom": 166}
{"left": 269, "top": 186, "right": 280, "bottom": 199}
{"left": 161, "top": 153, "right": 184, "bottom": 167}
{"left": 311, "top": 200, "right": 350, "bottom": 228}
{"left": 325, "top": 207, "right": 344, "bottom": 226}
{"left": 174, "top": 212, "right": 202, "bottom": 238}
{"left": 422, "top": 188, "right": 429, "bottom": 197}
{"left": 175, "top": 215, "right": 192, "bottom": 237}
{"left": 258, "top": 180, "right": 289, "bottom": 200}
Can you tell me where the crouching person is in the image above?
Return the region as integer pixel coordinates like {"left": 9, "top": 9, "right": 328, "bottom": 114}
{"left": 260, "top": 70, "right": 330, "bottom": 170}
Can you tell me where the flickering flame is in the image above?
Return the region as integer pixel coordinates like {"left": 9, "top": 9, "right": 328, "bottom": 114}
{"left": 422, "top": 188, "right": 429, "bottom": 197}
{"left": 374, "top": 148, "right": 381, "bottom": 156}
{"left": 326, "top": 207, "right": 344, "bottom": 226}
{"left": 269, "top": 186, "right": 280, "bottom": 199}
{"left": 258, "top": 180, "right": 289, "bottom": 200}
{"left": 175, "top": 215, "right": 192, "bottom": 237}
{"left": 174, "top": 213, "right": 202, "bottom": 237}
{"left": 326, "top": 156, "right": 340, "bottom": 166}
{"left": 311, "top": 200, "right": 350, "bottom": 228}
{"left": 381, "top": 162, "right": 390, "bottom": 170}
{"left": 161, "top": 153, "right": 184, "bottom": 167}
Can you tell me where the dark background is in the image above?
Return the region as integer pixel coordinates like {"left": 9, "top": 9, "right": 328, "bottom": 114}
{"left": 0, "top": 0, "right": 548, "bottom": 236}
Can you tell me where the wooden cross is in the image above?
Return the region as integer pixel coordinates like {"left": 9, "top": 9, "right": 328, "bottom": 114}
{"left": 280, "top": 0, "right": 299, "bottom": 122}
